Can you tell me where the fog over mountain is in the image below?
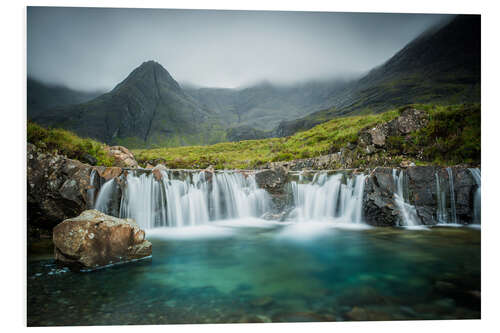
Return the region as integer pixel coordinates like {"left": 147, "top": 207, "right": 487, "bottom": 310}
{"left": 27, "top": 7, "right": 450, "bottom": 91}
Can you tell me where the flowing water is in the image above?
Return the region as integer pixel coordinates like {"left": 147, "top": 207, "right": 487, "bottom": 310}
{"left": 27, "top": 224, "right": 480, "bottom": 326}
{"left": 290, "top": 173, "right": 366, "bottom": 223}
{"left": 392, "top": 169, "right": 420, "bottom": 226}
{"left": 28, "top": 168, "right": 481, "bottom": 325}
{"left": 469, "top": 168, "right": 481, "bottom": 224}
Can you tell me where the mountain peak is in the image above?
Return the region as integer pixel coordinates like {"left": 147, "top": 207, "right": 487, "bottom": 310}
{"left": 113, "top": 60, "right": 181, "bottom": 93}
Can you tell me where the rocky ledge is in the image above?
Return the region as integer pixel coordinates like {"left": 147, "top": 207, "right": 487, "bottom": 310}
{"left": 53, "top": 210, "right": 152, "bottom": 269}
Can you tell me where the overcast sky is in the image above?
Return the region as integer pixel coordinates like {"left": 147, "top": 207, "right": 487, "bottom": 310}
{"left": 27, "top": 7, "right": 452, "bottom": 91}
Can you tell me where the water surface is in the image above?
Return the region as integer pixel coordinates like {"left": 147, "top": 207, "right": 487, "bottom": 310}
{"left": 27, "top": 221, "right": 480, "bottom": 326}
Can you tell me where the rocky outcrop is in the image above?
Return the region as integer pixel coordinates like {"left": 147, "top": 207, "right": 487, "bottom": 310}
{"left": 363, "top": 166, "right": 478, "bottom": 226}
{"left": 359, "top": 108, "right": 429, "bottom": 148}
{"left": 255, "top": 167, "right": 291, "bottom": 214}
{"left": 104, "top": 146, "right": 139, "bottom": 169}
{"left": 28, "top": 143, "right": 93, "bottom": 230}
{"left": 53, "top": 210, "right": 152, "bottom": 269}
{"left": 265, "top": 108, "right": 431, "bottom": 171}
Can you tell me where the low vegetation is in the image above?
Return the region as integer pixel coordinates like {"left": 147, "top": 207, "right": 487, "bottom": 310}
{"left": 133, "top": 103, "right": 480, "bottom": 169}
{"left": 27, "top": 103, "right": 480, "bottom": 170}
{"left": 27, "top": 121, "right": 114, "bottom": 166}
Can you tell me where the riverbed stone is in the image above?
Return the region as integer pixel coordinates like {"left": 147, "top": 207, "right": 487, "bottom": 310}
{"left": 53, "top": 210, "right": 152, "bottom": 268}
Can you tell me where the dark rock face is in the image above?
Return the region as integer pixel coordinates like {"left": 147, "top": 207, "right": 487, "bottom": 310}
{"left": 255, "top": 167, "right": 288, "bottom": 195}
{"left": 363, "top": 166, "right": 478, "bottom": 226}
{"left": 363, "top": 168, "right": 398, "bottom": 226}
{"left": 53, "top": 210, "right": 152, "bottom": 268}
{"left": 27, "top": 143, "right": 93, "bottom": 230}
{"left": 255, "top": 167, "right": 292, "bottom": 215}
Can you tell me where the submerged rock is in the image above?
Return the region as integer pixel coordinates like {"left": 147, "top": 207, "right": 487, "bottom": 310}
{"left": 53, "top": 210, "right": 152, "bottom": 269}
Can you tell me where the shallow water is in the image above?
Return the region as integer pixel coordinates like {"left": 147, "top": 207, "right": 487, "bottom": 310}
{"left": 27, "top": 221, "right": 480, "bottom": 326}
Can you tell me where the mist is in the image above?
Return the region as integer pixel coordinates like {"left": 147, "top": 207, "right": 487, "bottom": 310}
{"left": 27, "top": 7, "right": 452, "bottom": 91}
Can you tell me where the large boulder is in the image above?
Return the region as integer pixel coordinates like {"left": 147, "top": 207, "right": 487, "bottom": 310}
{"left": 27, "top": 143, "right": 93, "bottom": 230}
{"left": 104, "top": 145, "right": 139, "bottom": 169}
{"left": 53, "top": 210, "right": 152, "bottom": 268}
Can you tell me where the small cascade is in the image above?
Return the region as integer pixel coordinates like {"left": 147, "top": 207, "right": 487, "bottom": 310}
{"left": 87, "top": 169, "right": 98, "bottom": 208}
{"left": 94, "top": 170, "right": 271, "bottom": 229}
{"left": 392, "top": 169, "right": 420, "bottom": 226}
{"left": 446, "top": 167, "right": 458, "bottom": 224}
{"left": 469, "top": 168, "right": 481, "bottom": 224}
{"left": 435, "top": 172, "right": 448, "bottom": 223}
{"left": 290, "top": 172, "right": 366, "bottom": 223}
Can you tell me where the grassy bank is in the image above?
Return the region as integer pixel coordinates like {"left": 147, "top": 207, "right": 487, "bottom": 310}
{"left": 133, "top": 103, "right": 480, "bottom": 169}
{"left": 27, "top": 121, "right": 114, "bottom": 166}
{"left": 27, "top": 103, "right": 480, "bottom": 169}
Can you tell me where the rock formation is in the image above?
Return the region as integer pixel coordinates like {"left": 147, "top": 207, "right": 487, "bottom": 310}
{"left": 104, "top": 146, "right": 139, "bottom": 169}
{"left": 53, "top": 210, "right": 152, "bottom": 268}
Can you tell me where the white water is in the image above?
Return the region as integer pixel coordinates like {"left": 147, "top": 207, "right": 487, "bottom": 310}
{"left": 95, "top": 178, "right": 117, "bottom": 213}
{"left": 469, "top": 168, "right": 481, "bottom": 224}
{"left": 446, "top": 167, "right": 458, "bottom": 224}
{"left": 435, "top": 171, "right": 448, "bottom": 223}
{"left": 290, "top": 173, "right": 367, "bottom": 223}
{"left": 392, "top": 169, "right": 420, "bottom": 226}
{"left": 96, "top": 170, "right": 271, "bottom": 229}
{"left": 87, "top": 169, "right": 98, "bottom": 209}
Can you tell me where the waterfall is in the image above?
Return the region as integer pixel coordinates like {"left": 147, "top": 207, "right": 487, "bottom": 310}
{"left": 435, "top": 172, "right": 448, "bottom": 223}
{"left": 446, "top": 167, "right": 458, "bottom": 224}
{"left": 290, "top": 172, "right": 366, "bottom": 223}
{"left": 392, "top": 169, "right": 420, "bottom": 226}
{"left": 95, "top": 170, "right": 271, "bottom": 229}
{"left": 469, "top": 168, "right": 481, "bottom": 224}
{"left": 95, "top": 178, "right": 117, "bottom": 213}
{"left": 87, "top": 169, "right": 98, "bottom": 208}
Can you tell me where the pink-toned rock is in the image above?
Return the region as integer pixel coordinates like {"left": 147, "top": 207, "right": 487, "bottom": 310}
{"left": 104, "top": 145, "right": 139, "bottom": 168}
{"left": 152, "top": 164, "right": 167, "bottom": 181}
{"left": 53, "top": 210, "right": 152, "bottom": 268}
{"left": 96, "top": 166, "right": 123, "bottom": 180}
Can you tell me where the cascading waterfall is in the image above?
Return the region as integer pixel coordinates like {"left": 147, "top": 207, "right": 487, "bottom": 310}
{"left": 87, "top": 169, "right": 98, "bottom": 209}
{"left": 290, "top": 172, "right": 366, "bottom": 223}
{"left": 95, "top": 178, "right": 118, "bottom": 214}
{"left": 392, "top": 169, "right": 420, "bottom": 226}
{"left": 469, "top": 168, "right": 481, "bottom": 224}
{"left": 435, "top": 171, "right": 448, "bottom": 223}
{"left": 446, "top": 167, "right": 458, "bottom": 224}
{"left": 95, "top": 170, "right": 271, "bottom": 229}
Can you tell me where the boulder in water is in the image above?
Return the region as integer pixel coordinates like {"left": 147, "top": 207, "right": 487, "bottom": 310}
{"left": 53, "top": 210, "right": 152, "bottom": 269}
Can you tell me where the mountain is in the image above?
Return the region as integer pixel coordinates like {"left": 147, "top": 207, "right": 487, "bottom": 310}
{"left": 185, "top": 79, "right": 351, "bottom": 132}
{"left": 275, "top": 14, "right": 480, "bottom": 136}
{"left": 32, "top": 61, "right": 226, "bottom": 147}
{"left": 27, "top": 78, "right": 103, "bottom": 118}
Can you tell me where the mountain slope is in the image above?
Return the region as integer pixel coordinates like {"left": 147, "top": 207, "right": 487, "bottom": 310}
{"left": 275, "top": 14, "right": 480, "bottom": 136}
{"left": 33, "top": 61, "right": 226, "bottom": 147}
{"left": 185, "top": 78, "right": 351, "bottom": 131}
{"left": 27, "top": 78, "right": 103, "bottom": 118}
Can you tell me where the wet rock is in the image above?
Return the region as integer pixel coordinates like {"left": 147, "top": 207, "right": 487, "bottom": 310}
{"left": 152, "top": 164, "right": 167, "bottom": 181}
{"left": 53, "top": 210, "right": 152, "bottom": 268}
{"left": 27, "top": 143, "right": 93, "bottom": 230}
{"left": 104, "top": 145, "right": 139, "bottom": 169}
{"left": 95, "top": 166, "right": 123, "bottom": 180}
{"left": 255, "top": 167, "right": 288, "bottom": 195}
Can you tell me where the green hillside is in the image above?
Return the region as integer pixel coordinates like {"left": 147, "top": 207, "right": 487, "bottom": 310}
{"left": 133, "top": 103, "right": 480, "bottom": 169}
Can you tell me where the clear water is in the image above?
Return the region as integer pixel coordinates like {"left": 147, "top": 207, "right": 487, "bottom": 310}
{"left": 27, "top": 222, "right": 480, "bottom": 326}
